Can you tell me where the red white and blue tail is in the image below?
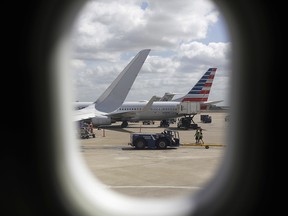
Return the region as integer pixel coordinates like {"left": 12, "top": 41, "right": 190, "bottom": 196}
{"left": 173, "top": 68, "right": 217, "bottom": 102}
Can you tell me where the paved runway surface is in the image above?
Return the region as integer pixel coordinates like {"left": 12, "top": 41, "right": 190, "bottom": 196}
{"left": 78, "top": 112, "right": 229, "bottom": 198}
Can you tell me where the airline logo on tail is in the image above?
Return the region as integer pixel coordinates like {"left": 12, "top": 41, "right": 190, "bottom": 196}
{"left": 182, "top": 68, "right": 217, "bottom": 102}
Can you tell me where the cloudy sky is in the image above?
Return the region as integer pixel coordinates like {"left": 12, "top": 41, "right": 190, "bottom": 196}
{"left": 69, "top": 0, "right": 231, "bottom": 106}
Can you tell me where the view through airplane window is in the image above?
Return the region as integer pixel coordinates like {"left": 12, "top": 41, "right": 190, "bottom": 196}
{"left": 69, "top": 0, "right": 231, "bottom": 199}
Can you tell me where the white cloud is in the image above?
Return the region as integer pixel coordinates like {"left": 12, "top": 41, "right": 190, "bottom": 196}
{"left": 69, "top": 0, "right": 232, "bottom": 105}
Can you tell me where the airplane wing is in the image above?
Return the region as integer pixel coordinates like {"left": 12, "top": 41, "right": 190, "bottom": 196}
{"left": 200, "top": 100, "right": 224, "bottom": 110}
{"left": 73, "top": 49, "right": 150, "bottom": 122}
{"left": 73, "top": 105, "right": 106, "bottom": 121}
{"left": 106, "top": 111, "right": 138, "bottom": 121}
{"left": 94, "top": 49, "right": 151, "bottom": 113}
{"left": 203, "top": 100, "right": 224, "bottom": 105}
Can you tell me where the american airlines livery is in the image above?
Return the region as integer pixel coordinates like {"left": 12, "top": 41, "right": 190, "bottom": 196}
{"left": 73, "top": 49, "right": 151, "bottom": 125}
{"left": 107, "top": 68, "right": 222, "bottom": 128}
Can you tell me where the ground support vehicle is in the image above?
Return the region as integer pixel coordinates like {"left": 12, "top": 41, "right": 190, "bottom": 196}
{"left": 176, "top": 102, "right": 200, "bottom": 129}
{"left": 159, "top": 119, "right": 170, "bottom": 127}
{"left": 128, "top": 129, "right": 180, "bottom": 149}
{"left": 142, "top": 120, "right": 155, "bottom": 125}
{"left": 200, "top": 114, "right": 212, "bottom": 123}
{"left": 225, "top": 114, "right": 230, "bottom": 122}
{"left": 79, "top": 127, "right": 95, "bottom": 139}
{"left": 159, "top": 119, "right": 176, "bottom": 127}
{"left": 177, "top": 116, "right": 198, "bottom": 129}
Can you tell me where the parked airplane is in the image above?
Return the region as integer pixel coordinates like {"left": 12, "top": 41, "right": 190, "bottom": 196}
{"left": 73, "top": 49, "right": 151, "bottom": 125}
{"left": 106, "top": 68, "right": 221, "bottom": 128}
{"left": 74, "top": 92, "right": 178, "bottom": 110}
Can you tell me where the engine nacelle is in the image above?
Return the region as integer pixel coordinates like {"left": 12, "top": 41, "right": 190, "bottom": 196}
{"left": 91, "top": 116, "right": 115, "bottom": 126}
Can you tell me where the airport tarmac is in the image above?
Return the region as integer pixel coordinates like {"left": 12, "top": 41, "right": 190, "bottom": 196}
{"left": 78, "top": 111, "right": 229, "bottom": 199}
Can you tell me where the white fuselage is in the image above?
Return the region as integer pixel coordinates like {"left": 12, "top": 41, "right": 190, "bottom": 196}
{"left": 111, "top": 101, "right": 182, "bottom": 121}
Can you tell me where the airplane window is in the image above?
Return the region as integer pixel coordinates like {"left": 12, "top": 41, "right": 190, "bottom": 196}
{"left": 69, "top": 0, "right": 231, "bottom": 202}
{"left": 30, "top": 0, "right": 271, "bottom": 215}
{"left": 9, "top": 0, "right": 277, "bottom": 215}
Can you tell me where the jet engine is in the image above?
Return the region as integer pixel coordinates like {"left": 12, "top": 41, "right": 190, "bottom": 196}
{"left": 91, "top": 116, "right": 115, "bottom": 126}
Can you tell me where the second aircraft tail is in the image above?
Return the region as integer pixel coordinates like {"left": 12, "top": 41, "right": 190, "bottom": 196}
{"left": 173, "top": 68, "right": 217, "bottom": 103}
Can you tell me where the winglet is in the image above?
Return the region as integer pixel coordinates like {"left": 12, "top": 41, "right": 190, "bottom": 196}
{"left": 95, "top": 49, "right": 151, "bottom": 112}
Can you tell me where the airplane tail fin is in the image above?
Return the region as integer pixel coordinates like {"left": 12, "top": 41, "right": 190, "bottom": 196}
{"left": 173, "top": 68, "right": 217, "bottom": 102}
{"left": 159, "top": 92, "right": 177, "bottom": 101}
{"left": 94, "top": 49, "right": 151, "bottom": 112}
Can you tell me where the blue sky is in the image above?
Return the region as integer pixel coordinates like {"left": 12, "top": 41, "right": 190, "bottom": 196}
{"left": 70, "top": 0, "right": 231, "bottom": 106}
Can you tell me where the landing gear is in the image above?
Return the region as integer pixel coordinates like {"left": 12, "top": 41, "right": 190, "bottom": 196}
{"left": 121, "top": 121, "right": 128, "bottom": 128}
{"left": 160, "top": 120, "right": 170, "bottom": 127}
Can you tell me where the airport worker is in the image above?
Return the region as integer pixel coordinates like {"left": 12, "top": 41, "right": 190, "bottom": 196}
{"left": 89, "top": 121, "right": 93, "bottom": 133}
{"left": 199, "top": 128, "right": 204, "bottom": 144}
{"left": 194, "top": 129, "right": 200, "bottom": 144}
